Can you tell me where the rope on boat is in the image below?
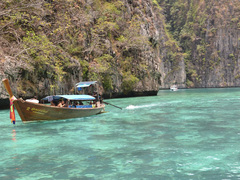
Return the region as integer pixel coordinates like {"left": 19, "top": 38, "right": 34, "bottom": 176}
{"left": 104, "top": 101, "right": 122, "bottom": 110}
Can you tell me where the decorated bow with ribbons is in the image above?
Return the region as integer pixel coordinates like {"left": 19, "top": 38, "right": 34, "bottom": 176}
{"left": 10, "top": 96, "right": 17, "bottom": 124}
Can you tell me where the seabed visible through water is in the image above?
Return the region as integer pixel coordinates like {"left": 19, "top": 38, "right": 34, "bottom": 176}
{"left": 1, "top": 88, "right": 240, "bottom": 179}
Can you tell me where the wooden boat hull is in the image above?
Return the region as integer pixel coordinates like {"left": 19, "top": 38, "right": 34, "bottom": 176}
{"left": 2, "top": 78, "right": 105, "bottom": 122}
{"left": 13, "top": 99, "right": 105, "bottom": 122}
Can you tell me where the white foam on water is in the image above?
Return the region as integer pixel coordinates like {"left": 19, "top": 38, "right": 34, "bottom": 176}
{"left": 126, "top": 103, "right": 159, "bottom": 110}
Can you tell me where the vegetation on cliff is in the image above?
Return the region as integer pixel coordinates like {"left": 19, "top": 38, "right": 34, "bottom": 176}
{"left": 1, "top": 0, "right": 239, "bottom": 99}
{"left": 1, "top": 0, "right": 167, "bottom": 98}
{"left": 159, "top": 0, "right": 240, "bottom": 87}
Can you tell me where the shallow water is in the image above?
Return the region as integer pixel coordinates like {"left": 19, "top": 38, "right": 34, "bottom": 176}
{"left": 1, "top": 88, "right": 240, "bottom": 179}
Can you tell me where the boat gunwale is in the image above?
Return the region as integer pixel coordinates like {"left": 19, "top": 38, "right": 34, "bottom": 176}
{"left": 15, "top": 98, "right": 105, "bottom": 110}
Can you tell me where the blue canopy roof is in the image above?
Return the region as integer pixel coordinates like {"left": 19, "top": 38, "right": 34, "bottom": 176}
{"left": 43, "top": 95, "right": 95, "bottom": 102}
{"left": 76, "top": 81, "right": 97, "bottom": 88}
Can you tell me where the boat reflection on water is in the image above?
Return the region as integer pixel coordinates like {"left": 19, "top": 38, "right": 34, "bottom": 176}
{"left": 12, "top": 129, "right": 16, "bottom": 141}
{"left": 11, "top": 130, "right": 20, "bottom": 171}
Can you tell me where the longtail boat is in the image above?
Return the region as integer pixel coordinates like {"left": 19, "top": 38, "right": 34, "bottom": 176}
{"left": 2, "top": 79, "right": 105, "bottom": 123}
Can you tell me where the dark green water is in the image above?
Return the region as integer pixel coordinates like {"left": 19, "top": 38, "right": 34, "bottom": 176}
{"left": 1, "top": 88, "right": 240, "bottom": 180}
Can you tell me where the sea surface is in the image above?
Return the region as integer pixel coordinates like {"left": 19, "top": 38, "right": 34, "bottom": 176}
{"left": 1, "top": 88, "right": 240, "bottom": 180}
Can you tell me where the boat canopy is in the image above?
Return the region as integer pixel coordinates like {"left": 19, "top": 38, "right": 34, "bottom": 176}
{"left": 42, "top": 95, "right": 95, "bottom": 102}
{"left": 76, "top": 81, "right": 97, "bottom": 88}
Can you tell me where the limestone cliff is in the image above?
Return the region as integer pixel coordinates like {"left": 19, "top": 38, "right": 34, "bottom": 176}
{"left": 1, "top": 0, "right": 239, "bottom": 108}
{"left": 0, "top": 0, "right": 185, "bottom": 107}
{"left": 159, "top": 0, "right": 240, "bottom": 87}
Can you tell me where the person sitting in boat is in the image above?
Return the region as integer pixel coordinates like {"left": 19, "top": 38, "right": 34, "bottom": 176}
{"left": 57, "top": 99, "right": 65, "bottom": 107}
{"left": 63, "top": 100, "right": 69, "bottom": 107}
{"left": 68, "top": 101, "right": 72, "bottom": 108}
{"left": 71, "top": 101, "right": 77, "bottom": 108}
{"left": 50, "top": 101, "right": 55, "bottom": 106}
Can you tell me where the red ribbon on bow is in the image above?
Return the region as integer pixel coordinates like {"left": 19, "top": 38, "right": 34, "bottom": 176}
{"left": 10, "top": 96, "right": 16, "bottom": 124}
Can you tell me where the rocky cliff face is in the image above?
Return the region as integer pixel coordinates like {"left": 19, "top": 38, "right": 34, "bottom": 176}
{"left": 1, "top": 0, "right": 239, "bottom": 108}
{"left": 189, "top": 0, "right": 240, "bottom": 87}
{"left": 202, "top": 0, "right": 240, "bottom": 87}
{"left": 122, "top": 0, "right": 186, "bottom": 91}
{"left": 159, "top": 0, "right": 240, "bottom": 87}
{"left": 0, "top": 0, "right": 186, "bottom": 107}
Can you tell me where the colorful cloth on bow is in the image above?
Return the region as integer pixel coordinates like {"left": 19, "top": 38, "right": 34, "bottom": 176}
{"left": 10, "top": 96, "right": 17, "bottom": 124}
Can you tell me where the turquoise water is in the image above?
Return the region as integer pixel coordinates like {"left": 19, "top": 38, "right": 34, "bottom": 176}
{"left": 1, "top": 88, "right": 240, "bottom": 179}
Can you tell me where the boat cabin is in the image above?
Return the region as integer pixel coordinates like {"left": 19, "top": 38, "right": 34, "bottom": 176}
{"left": 42, "top": 94, "right": 100, "bottom": 108}
{"left": 42, "top": 81, "right": 101, "bottom": 108}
